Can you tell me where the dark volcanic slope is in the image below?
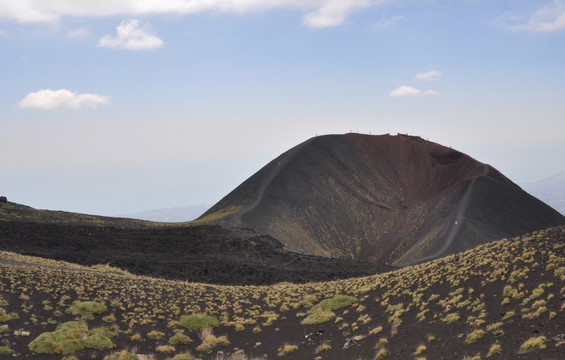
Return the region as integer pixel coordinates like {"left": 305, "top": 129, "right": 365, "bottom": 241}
{"left": 201, "top": 133, "right": 565, "bottom": 265}
{"left": 0, "top": 216, "right": 380, "bottom": 285}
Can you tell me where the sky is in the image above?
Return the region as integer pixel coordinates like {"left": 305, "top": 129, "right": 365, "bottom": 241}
{"left": 1, "top": 0, "right": 564, "bottom": 216}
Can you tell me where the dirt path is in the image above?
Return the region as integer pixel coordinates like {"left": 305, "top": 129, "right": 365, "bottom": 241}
{"left": 400, "top": 165, "right": 489, "bottom": 266}
{"left": 234, "top": 138, "right": 314, "bottom": 226}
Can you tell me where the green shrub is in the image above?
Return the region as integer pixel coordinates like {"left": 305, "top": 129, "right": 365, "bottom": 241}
{"left": 156, "top": 345, "right": 175, "bottom": 353}
{"left": 66, "top": 301, "right": 107, "bottom": 319}
{"left": 0, "top": 346, "right": 13, "bottom": 355}
{"left": 169, "top": 333, "right": 193, "bottom": 345}
{"left": 180, "top": 314, "right": 219, "bottom": 331}
{"left": 85, "top": 327, "right": 113, "bottom": 350}
{"left": 298, "top": 296, "right": 318, "bottom": 308}
{"left": 84, "top": 333, "right": 113, "bottom": 350}
{"left": 313, "top": 295, "right": 356, "bottom": 311}
{"left": 28, "top": 322, "right": 113, "bottom": 355}
{"left": 300, "top": 295, "right": 355, "bottom": 325}
{"left": 301, "top": 307, "right": 335, "bottom": 325}
{"left": 28, "top": 321, "right": 87, "bottom": 354}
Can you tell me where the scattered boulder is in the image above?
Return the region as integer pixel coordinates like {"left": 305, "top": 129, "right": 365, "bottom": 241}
{"left": 0, "top": 196, "right": 6, "bottom": 203}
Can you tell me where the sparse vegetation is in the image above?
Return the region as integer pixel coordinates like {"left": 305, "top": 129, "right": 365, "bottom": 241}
{"left": 487, "top": 343, "right": 501, "bottom": 357}
{"left": 316, "top": 341, "right": 331, "bottom": 353}
{"left": 103, "top": 350, "right": 139, "bottom": 360}
{"left": 300, "top": 306, "right": 335, "bottom": 324}
{"left": 66, "top": 301, "right": 107, "bottom": 319}
{"left": 375, "top": 347, "right": 389, "bottom": 359}
{"left": 0, "top": 225, "right": 562, "bottom": 359}
{"left": 169, "top": 332, "right": 193, "bottom": 345}
{"left": 519, "top": 336, "right": 547, "bottom": 353}
{"left": 466, "top": 329, "right": 485, "bottom": 344}
{"left": 196, "top": 328, "right": 229, "bottom": 352}
{"left": 375, "top": 337, "right": 388, "bottom": 349}
{"left": 180, "top": 314, "right": 219, "bottom": 331}
{"left": 277, "top": 344, "right": 298, "bottom": 356}
{"left": 0, "top": 346, "right": 13, "bottom": 355}
{"left": 28, "top": 321, "right": 113, "bottom": 354}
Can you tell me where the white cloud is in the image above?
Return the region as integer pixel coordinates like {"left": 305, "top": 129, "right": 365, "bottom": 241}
{"left": 499, "top": 1, "right": 565, "bottom": 32}
{"left": 0, "top": 0, "right": 376, "bottom": 28}
{"left": 18, "top": 89, "right": 110, "bottom": 110}
{"left": 67, "top": 27, "right": 89, "bottom": 38}
{"left": 98, "top": 19, "right": 163, "bottom": 50}
{"left": 414, "top": 70, "right": 442, "bottom": 81}
{"left": 303, "top": 0, "right": 370, "bottom": 28}
{"left": 388, "top": 86, "right": 439, "bottom": 97}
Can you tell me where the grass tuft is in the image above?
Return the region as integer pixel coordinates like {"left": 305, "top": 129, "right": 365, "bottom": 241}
{"left": 65, "top": 301, "right": 107, "bottom": 319}
{"left": 316, "top": 341, "right": 331, "bottom": 353}
{"left": 300, "top": 306, "right": 335, "bottom": 325}
{"left": 466, "top": 329, "right": 485, "bottom": 344}
{"left": 277, "top": 343, "right": 298, "bottom": 356}
{"left": 180, "top": 313, "right": 219, "bottom": 331}
{"left": 169, "top": 332, "right": 193, "bottom": 345}
{"left": 196, "top": 328, "right": 230, "bottom": 352}
{"left": 519, "top": 336, "right": 546, "bottom": 353}
{"left": 103, "top": 350, "right": 138, "bottom": 360}
{"left": 487, "top": 344, "right": 501, "bottom": 357}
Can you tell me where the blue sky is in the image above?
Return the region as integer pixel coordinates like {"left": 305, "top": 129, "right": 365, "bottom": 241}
{"left": 1, "top": 0, "right": 564, "bottom": 216}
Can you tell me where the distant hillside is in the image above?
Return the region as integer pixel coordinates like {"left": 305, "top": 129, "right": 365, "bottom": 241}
{"left": 118, "top": 204, "right": 210, "bottom": 222}
{"left": 520, "top": 171, "right": 565, "bottom": 215}
{"left": 0, "top": 200, "right": 157, "bottom": 228}
{"left": 200, "top": 133, "right": 565, "bottom": 265}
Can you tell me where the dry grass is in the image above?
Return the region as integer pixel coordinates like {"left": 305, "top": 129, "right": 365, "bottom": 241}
{"left": 0, "top": 226, "right": 562, "bottom": 358}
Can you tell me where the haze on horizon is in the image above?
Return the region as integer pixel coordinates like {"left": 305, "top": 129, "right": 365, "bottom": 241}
{"left": 1, "top": 0, "right": 564, "bottom": 216}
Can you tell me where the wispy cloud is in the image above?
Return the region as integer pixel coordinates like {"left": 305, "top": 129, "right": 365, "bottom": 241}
{"left": 497, "top": 1, "right": 565, "bottom": 32}
{"left": 67, "top": 27, "right": 89, "bottom": 38}
{"left": 0, "top": 0, "right": 375, "bottom": 28}
{"left": 98, "top": 19, "right": 163, "bottom": 50}
{"left": 18, "top": 89, "right": 110, "bottom": 110}
{"left": 414, "top": 70, "right": 442, "bottom": 81}
{"left": 388, "top": 86, "right": 439, "bottom": 97}
{"left": 373, "top": 14, "right": 405, "bottom": 29}
{"left": 303, "top": 0, "right": 370, "bottom": 28}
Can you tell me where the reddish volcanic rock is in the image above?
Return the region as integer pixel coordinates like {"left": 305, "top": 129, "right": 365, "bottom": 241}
{"left": 202, "top": 133, "right": 565, "bottom": 265}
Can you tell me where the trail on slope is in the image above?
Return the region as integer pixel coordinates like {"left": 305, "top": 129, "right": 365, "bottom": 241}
{"left": 399, "top": 165, "right": 489, "bottom": 266}
{"left": 233, "top": 138, "right": 314, "bottom": 226}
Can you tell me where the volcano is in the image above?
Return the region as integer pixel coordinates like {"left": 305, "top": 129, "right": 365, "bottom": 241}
{"left": 201, "top": 133, "right": 565, "bottom": 265}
